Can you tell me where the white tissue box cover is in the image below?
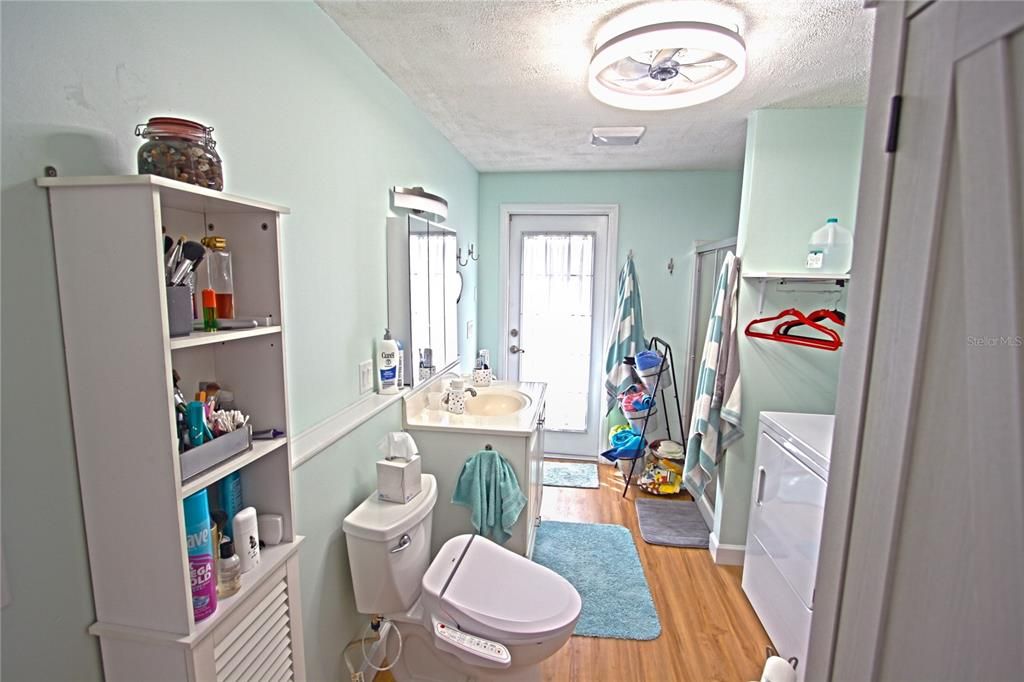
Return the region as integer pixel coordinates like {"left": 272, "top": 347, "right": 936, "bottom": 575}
{"left": 377, "top": 454, "right": 423, "bottom": 504}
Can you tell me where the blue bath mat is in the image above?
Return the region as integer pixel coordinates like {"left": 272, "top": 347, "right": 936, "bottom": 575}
{"left": 532, "top": 521, "right": 661, "bottom": 640}
{"left": 543, "top": 461, "right": 599, "bottom": 489}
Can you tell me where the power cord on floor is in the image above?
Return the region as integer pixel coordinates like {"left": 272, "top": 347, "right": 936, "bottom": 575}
{"left": 343, "top": 616, "right": 404, "bottom": 681}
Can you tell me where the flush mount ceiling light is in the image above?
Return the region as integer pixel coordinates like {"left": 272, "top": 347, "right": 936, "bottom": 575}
{"left": 392, "top": 186, "right": 448, "bottom": 222}
{"left": 588, "top": 20, "right": 746, "bottom": 111}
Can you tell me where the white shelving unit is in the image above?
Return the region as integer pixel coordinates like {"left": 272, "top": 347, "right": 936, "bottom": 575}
{"left": 40, "top": 174, "right": 306, "bottom": 682}
{"left": 742, "top": 271, "right": 851, "bottom": 313}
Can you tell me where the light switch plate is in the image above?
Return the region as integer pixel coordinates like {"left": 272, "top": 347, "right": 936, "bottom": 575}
{"left": 359, "top": 360, "right": 373, "bottom": 394}
{"left": 466, "top": 319, "right": 474, "bottom": 340}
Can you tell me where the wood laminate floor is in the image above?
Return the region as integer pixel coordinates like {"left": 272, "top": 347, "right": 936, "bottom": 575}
{"left": 377, "top": 460, "right": 770, "bottom": 681}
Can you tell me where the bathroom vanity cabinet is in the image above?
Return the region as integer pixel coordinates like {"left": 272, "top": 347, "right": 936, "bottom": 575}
{"left": 403, "top": 381, "right": 547, "bottom": 558}
{"left": 40, "top": 175, "right": 305, "bottom": 682}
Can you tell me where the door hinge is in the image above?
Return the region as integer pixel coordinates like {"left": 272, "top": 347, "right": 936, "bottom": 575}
{"left": 885, "top": 95, "right": 903, "bottom": 153}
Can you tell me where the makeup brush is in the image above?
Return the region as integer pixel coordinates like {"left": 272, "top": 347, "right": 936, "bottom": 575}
{"left": 170, "top": 241, "right": 206, "bottom": 285}
{"left": 164, "top": 234, "right": 174, "bottom": 254}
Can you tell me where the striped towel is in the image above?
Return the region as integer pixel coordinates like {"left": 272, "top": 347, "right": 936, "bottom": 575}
{"left": 603, "top": 254, "right": 646, "bottom": 415}
{"left": 685, "top": 252, "right": 743, "bottom": 497}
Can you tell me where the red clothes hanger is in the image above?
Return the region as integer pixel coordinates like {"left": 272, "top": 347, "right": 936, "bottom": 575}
{"left": 744, "top": 307, "right": 843, "bottom": 351}
{"left": 774, "top": 308, "right": 846, "bottom": 336}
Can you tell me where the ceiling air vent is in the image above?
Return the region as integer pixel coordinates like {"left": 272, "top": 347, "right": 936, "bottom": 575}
{"left": 591, "top": 126, "right": 647, "bottom": 146}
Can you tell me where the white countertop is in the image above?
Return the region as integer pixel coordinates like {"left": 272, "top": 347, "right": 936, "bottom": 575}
{"left": 403, "top": 380, "right": 547, "bottom": 436}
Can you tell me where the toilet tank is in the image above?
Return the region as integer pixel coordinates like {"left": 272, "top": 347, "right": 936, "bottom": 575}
{"left": 343, "top": 474, "right": 437, "bottom": 615}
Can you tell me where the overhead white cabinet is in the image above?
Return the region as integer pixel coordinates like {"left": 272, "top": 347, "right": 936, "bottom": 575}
{"left": 39, "top": 175, "right": 305, "bottom": 681}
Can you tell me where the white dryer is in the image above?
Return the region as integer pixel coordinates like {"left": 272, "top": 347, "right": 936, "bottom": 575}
{"left": 742, "top": 411, "right": 835, "bottom": 681}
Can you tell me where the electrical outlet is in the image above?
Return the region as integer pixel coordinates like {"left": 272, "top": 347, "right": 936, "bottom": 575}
{"left": 359, "top": 360, "right": 373, "bottom": 394}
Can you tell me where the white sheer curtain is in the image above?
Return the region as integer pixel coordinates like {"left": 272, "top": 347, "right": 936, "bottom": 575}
{"left": 519, "top": 233, "right": 594, "bottom": 431}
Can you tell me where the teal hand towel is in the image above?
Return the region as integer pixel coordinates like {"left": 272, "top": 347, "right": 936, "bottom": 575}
{"left": 451, "top": 449, "right": 527, "bottom": 544}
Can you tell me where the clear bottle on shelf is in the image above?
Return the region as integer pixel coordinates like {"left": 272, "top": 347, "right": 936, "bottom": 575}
{"left": 202, "top": 236, "right": 235, "bottom": 319}
{"left": 217, "top": 537, "right": 242, "bottom": 598}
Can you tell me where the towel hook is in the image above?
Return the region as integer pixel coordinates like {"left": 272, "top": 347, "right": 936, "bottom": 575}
{"left": 484, "top": 444, "right": 493, "bottom": 450}
{"left": 667, "top": 257, "right": 675, "bottom": 275}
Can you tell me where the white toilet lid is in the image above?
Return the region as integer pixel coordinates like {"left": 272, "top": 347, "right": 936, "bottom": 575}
{"left": 423, "top": 535, "right": 581, "bottom": 640}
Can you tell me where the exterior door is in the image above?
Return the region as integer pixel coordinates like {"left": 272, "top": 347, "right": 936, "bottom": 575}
{"left": 811, "top": 2, "right": 1024, "bottom": 679}
{"left": 504, "top": 211, "right": 613, "bottom": 458}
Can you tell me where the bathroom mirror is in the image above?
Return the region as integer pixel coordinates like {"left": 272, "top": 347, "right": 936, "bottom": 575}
{"left": 387, "top": 214, "right": 460, "bottom": 386}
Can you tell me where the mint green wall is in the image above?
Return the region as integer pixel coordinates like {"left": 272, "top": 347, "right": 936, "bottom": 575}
{"left": 477, "top": 172, "right": 743, "bottom": 380}
{"left": 715, "top": 108, "right": 865, "bottom": 547}
{"left": 292, "top": 404, "right": 402, "bottom": 682}
{"left": 1, "top": 3, "right": 477, "bottom": 680}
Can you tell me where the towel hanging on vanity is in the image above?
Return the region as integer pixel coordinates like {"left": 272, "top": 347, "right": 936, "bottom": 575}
{"left": 451, "top": 448, "right": 527, "bottom": 544}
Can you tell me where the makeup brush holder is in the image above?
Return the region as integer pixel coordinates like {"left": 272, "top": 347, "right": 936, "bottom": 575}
{"left": 166, "top": 285, "right": 193, "bottom": 337}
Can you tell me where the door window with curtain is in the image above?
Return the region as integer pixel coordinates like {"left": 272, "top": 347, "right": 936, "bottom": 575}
{"left": 518, "top": 233, "right": 595, "bottom": 431}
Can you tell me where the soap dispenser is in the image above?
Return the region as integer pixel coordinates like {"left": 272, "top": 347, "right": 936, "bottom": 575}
{"left": 442, "top": 378, "right": 477, "bottom": 414}
{"left": 377, "top": 328, "right": 399, "bottom": 395}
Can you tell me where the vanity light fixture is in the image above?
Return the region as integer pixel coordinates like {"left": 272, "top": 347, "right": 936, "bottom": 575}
{"left": 591, "top": 126, "right": 647, "bottom": 146}
{"left": 587, "top": 17, "right": 746, "bottom": 111}
{"left": 391, "top": 186, "right": 448, "bottom": 222}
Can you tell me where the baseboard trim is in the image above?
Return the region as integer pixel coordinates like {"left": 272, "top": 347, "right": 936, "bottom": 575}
{"left": 697, "top": 494, "right": 715, "bottom": 530}
{"left": 709, "top": 532, "right": 745, "bottom": 566}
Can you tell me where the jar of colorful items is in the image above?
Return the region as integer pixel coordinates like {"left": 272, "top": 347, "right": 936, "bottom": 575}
{"left": 136, "top": 117, "right": 224, "bottom": 190}
{"left": 638, "top": 439, "right": 685, "bottom": 495}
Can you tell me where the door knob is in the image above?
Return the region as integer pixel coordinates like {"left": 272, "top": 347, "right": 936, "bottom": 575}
{"left": 510, "top": 345, "right": 526, "bottom": 354}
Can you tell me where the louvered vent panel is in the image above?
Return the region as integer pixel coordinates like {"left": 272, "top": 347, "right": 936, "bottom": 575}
{"left": 214, "top": 577, "right": 294, "bottom": 682}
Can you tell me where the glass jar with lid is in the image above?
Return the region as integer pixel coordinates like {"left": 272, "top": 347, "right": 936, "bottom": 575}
{"left": 135, "top": 117, "right": 224, "bottom": 190}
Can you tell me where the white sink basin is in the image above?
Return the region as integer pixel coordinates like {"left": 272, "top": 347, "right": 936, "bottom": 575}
{"left": 463, "top": 389, "right": 532, "bottom": 416}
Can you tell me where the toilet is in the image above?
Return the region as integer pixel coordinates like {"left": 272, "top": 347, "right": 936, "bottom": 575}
{"left": 343, "top": 474, "right": 582, "bottom": 682}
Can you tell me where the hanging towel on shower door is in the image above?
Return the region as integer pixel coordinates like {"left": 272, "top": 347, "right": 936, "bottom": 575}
{"left": 602, "top": 253, "right": 646, "bottom": 448}
{"left": 685, "top": 252, "right": 743, "bottom": 498}
{"left": 452, "top": 449, "right": 527, "bottom": 544}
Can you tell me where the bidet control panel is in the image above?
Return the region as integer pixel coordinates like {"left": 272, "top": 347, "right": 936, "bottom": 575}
{"left": 434, "top": 621, "right": 511, "bottom": 666}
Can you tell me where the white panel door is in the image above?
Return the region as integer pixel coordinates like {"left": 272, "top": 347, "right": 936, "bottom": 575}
{"left": 506, "top": 213, "right": 611, "bottom": 458}
{"left": 822, "top": 3, "right": 1024, "bottom": 680}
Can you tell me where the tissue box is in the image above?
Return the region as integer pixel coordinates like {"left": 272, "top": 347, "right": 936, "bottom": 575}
{"left": 377, "top": 455, "right": 422, "bottom": 504}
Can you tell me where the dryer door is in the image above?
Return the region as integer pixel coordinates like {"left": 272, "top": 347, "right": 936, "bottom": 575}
{"left": 748, "top": 430, "right": 827, "bottom": 609}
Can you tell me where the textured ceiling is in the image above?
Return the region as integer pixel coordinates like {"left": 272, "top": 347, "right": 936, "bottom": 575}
{"left": 319, "top": 1, "right": 874, "bottom": 171}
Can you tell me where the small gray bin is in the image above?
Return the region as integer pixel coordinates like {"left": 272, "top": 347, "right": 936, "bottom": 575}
{"left": 166, "top": 285, "right": 193, "bottom": 338}
{"left": 180, "top": 425, "right": 253, "bottom": 483}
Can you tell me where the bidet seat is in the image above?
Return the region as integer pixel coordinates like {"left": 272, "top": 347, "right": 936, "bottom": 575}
{"left": 422, "top": 534, "right": 582, "bottom": 645}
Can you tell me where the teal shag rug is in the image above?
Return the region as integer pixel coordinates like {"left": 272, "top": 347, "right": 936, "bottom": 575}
{"left": 543, "top": 462, "right": 600, "bottom": 489}
{"left": 532, "top": 520, "right": 661, "bottom": 640}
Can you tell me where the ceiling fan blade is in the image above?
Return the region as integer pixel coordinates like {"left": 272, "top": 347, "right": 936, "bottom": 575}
{"left": 631, "top": 77, "right": 674, "bottom": 92}
{"left": 651, "top": 48, "right": 682, "bottom": 67}
{"left": 676, "top": 52, "right": 728, "bottom": 67}
{"left": 605, "top": 57, "right": 652, "bottom": 82}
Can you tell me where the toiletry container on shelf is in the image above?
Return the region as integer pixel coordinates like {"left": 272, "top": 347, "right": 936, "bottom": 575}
{"left": 39, "top": 175, "right": 304, "bottom": 682}
{"left": 806, "top": 217, "right": 853, "bottom": 274}
{"left": 378, "top": 328, "right": 400, "bottom": 394}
